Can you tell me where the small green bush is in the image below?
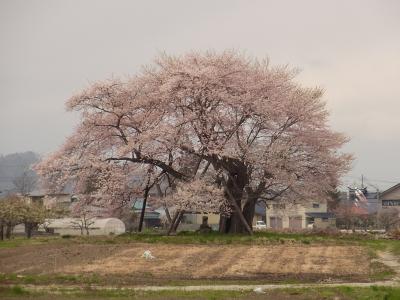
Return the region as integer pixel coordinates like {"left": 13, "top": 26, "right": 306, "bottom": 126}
{"left": 10, "top": 285, "right": 27, "bottom": 295}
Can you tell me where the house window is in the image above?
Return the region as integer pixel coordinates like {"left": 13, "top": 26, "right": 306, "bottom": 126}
{"left": 382, "top": 200, "right": 400, "bottom": 207}
{"left": 312, "top": 203, "right": 320, "bottom": 208}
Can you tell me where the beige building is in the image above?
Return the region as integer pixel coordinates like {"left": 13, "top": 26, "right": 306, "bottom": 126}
{"left": 378, "top": 183, "right": 400, "bottom": 213}
{"left": 180, "top": 204, "right": 266, "bottom": 231}
{"left": 378, "top": 183, "right": 400, "bottom": 230}
{"left": 28, "top": 192, "right": 73, "bottom": 210}
{"left": 266, "top": 201, "right": 335, "bottom": 230}
{"left": 181, "top": 213, "right": 221, "bottom": 231}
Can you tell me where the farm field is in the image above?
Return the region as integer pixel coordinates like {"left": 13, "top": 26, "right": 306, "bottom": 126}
{"left": 0, "top": 232, "right": 399, "bottom": 300}
{"left": 0, "top": 232, "right": 399, "bottom": 287}
{"left": 0, "top": 242, "right": 370, "bottom": 283}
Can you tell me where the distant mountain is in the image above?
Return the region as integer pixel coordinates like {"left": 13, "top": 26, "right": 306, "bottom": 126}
{"left": 0, "top": 151, "right": 39, "bottom": 195}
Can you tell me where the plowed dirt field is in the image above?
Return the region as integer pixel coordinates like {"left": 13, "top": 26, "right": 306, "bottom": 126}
{"left": 0, "top": 243, "right": 369, "bottom": 281}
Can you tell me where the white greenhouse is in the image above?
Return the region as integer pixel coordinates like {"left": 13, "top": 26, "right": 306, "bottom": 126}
{"left": 44, "top": 218, "right": 126, "bottom": 236}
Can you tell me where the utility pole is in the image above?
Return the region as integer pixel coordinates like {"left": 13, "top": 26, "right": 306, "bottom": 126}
{"left": 376, "top": 190, "right": 380, "bottom": 229}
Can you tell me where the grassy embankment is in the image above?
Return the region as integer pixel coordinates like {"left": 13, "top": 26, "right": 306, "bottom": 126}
{"left": 1, "top": 230, "right": 399, "bottom": 249}
{"left": 1, "top": 285, "right": 400, "bottom": 300}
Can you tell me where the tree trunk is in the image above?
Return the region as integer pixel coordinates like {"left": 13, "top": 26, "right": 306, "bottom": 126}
{"left": 156, "top": 183, "right": 172, "bottom": 225}
{"left": 138, "top": 182, "right": 151, "bottom": 232}
{"left": 243, "top": 197, "right": 257, "bottom": 228}
{"left": 218, "top": 162, "right": 249, "bottom": 234}
{"left": 167, "top": 210, "right": 184, "bottom": 235}
{"left": 164, "top": 207, "right": 172, "bottom": 226}
{"left": 167, "top": 210, "right": 180, "bottom": 235}
{"left": 172, "top": 211, "right": 184, "bottom": 232}
{"left": 218, "top": 215, "right": 229, "bottom": 233}
{"left": 5, "top": 223, "right": 12, "bottom": 239}
{"left": 26, "top": 223, "right": 32, "bottom": 239}
{"left": 0, "top": 224, "right": 4, "bottom": 240}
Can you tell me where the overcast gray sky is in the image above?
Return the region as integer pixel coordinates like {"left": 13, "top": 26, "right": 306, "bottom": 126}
{"left": 1, "top": 0, "right": 399, "bottom": 190}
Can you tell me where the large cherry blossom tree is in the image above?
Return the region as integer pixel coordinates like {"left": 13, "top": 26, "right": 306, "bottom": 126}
{"left": 36, "top": 50, "right": 352, "bottom": 234}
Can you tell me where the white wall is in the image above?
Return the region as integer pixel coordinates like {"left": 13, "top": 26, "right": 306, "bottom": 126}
{"left": 266, "top": 201, "right": 327, "bottom": 229}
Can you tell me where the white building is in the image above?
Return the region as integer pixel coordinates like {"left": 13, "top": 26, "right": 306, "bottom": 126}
{"left": 45, "top": 218, "right": 126, "bottom": 236}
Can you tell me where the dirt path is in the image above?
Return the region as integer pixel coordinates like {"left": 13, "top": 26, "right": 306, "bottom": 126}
{"left": 123, "top": 280, "right": 400, "bottom": 291}
{"left": 2, "top": 279, "right": 399, "bottom": 293}
{"left": 375, "top": 251, "right": 400, "bottom": 280}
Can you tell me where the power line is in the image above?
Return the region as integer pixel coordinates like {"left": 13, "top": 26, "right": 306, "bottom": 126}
{"left": 342, "top": 175, "right": 399, "bottom": 184}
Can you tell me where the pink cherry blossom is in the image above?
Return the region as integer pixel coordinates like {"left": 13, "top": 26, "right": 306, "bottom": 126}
{"left": 35, "top": 50, "right": 352, "bottom": 233}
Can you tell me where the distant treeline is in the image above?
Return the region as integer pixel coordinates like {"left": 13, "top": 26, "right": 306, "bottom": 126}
{"left": 0, "top": 151, "right": 39, "bottom": 195}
